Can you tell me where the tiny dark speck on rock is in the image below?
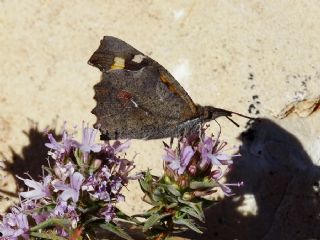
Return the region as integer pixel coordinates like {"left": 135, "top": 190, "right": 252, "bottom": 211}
{"left": 248, "top": 104, "right": 255, "bottom": 114}
{"left": 248, "top": 73, "right": 254, "bottom": 80}
{"left": 252, "top": 95, "right": 259, "bottom": 100}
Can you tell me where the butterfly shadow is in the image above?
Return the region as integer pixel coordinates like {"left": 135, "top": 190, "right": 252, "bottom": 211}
{"left": 1, "top": 119, "right": 60, "bottom": 198}
{"left": 182, "top": 118, "right": 320, "bottom": 240}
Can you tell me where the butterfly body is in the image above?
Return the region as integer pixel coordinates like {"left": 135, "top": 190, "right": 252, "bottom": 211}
{"left": 89, "top": 36, "right": 244, "bottom": 140}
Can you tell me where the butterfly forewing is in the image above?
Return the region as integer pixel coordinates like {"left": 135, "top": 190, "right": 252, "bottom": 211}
{"left": 90, "top": 36, "right": 200, "bottom": 139}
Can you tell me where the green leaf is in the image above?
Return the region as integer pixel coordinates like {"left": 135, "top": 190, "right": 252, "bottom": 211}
{"left": 142, "top": 193, "right": 158, "bottom": 205}
{"left": 74, "top": 149, "right": 83, "bottom": 167}
{"left": 139, "top": 178, "right": 151, "bottom": 193}
{"left": 178, "top": 199, "right": 204, "bottom": 222}
{"left": 30, "top": 231, "right": 67, "bottom": 240}
{"left": 173, "top": 218, "right": 203, "bottom": 234}
{"left": 165, "top": 185, "right": 181, "bottom": 197}
{"left": 132, "top": 205, "right": 163, "bottom": 219}
{"left": 83, "top": 216, "right": 102, "bottom": 225}
{"left": 152, "top": 187, "right": 166, "bottom": 202}
{"left": 30, "top": 218, "right": 71, "bottom": 232}
{"left": 114, "top": 208, "right": 141, "bottom": 224}
{"left": 189, "top": 180, "right": 218, "bottom": 189}
{"left": 143, "top": 213, "right": 172, "bottom": 232}
{"left": 139, "top": 171, "right": 155, "bottom": 193}
{"left": 163, "top": 194, "right": 179, "bottom": 203}
{"left": 99, "top": 223, "right": 134, "bottom": 240}
{"left": 166, "top": 202, "right": 178, "bottom": 209}
{"left": 180, "top": 206, "right": 205, "bottom": 222}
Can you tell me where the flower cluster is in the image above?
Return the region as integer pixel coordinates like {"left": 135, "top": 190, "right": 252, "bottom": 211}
{"left": 0, "top": 123, "right": 135, "bottom": 239}
{"left": 163, "top": 130, "right": 243, "bottom": 196}
{"left": 138, "top": 127, "right": 243, "bottom": 237}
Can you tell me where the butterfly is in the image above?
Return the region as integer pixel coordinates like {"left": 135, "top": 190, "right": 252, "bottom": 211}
{"left": 88, "top": 36, "right": 251, "bottom": 140}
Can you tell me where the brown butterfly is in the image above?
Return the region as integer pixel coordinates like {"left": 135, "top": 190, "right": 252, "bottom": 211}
{"left": 89, "top": 36, "right": 251, "bottom": 140}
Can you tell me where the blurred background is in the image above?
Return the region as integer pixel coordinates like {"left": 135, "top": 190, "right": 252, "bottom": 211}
{"left": 0, "top": 1, "right": 319, "bottom": 239}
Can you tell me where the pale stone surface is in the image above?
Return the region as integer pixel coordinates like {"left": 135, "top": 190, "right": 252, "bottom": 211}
{"left": 0, "top": 1, "right": 319, "bottom": 239}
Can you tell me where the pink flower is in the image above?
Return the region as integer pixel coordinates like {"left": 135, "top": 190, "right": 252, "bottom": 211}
{"left": 210, "top": 168, "right": 243, "bottom": 196}
{"left": 0, "top": 207, "right": 29, "bottom": 239}
{"left": 109, "top": 140, "right": 130, "bottom": 154}
{"left": 45, "top": 131, "right": 77, "bottom": 160}
{"left": 54, "top": 161, "right": 75, "bottom": 181}
{"left": 53, "top": 172, "right": 84, "bottom": 202}
{"left": 80, "top": 124, "right": 101, "bottom": 154}
{"left": 199, "top": 135, "right": 238, "bottom": 168}
{"left": 53, "top": 201, "right": 79, "bottom": 229}
{"left": 79, "top": 123, "right": 102, "bottom": 162}
{"left": 101, "top": 204, "right": 115, "bottom": 223}
{"left": 163, "top": 144, "right": 195, "bottom": 175}
{"left": 18, "top": 175, "right": 51, "bottom": 200}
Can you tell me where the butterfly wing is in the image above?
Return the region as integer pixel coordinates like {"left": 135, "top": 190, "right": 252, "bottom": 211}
{"left": 92, "top": 65, "right": 201, "bottom": 139}
{"left": 89, "top": 36, "right": 201, "bottom": 139}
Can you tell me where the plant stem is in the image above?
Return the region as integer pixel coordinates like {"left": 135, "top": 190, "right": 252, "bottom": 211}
{"left": 153, "top": 216, "right": 174, "bottom": 240}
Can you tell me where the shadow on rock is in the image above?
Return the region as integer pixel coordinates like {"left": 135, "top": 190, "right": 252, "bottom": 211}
{"left": 183, "top": 118, "right": 320, "bottom": 240}
{"left": 2, "top": 120, "right": 61, "bottom": 193}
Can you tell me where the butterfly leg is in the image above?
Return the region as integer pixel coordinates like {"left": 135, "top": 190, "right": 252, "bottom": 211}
{"left": 170, "top": 137, "right": 174, "bottom": 147}
{"left": 115, "top": 129, "right": 119, "bottom": 140}
{"left": 100, "top": 130, "right": 110, "bottom": 141}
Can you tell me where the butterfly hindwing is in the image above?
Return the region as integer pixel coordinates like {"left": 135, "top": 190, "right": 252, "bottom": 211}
{"left": 92, "top": 65, "right": 201, "bottom": 139}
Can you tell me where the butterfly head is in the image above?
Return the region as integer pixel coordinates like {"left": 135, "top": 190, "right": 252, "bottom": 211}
{"left": 201, "top": 105, "right": 255, "bottom": 127}
{"left": 201, "top": 106, "right": 233, "bottom": 120}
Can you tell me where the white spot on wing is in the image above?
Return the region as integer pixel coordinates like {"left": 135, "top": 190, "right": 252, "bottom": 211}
{"left": 130, "top": 99, "right": 139, "bottom": 108}
{"left": 132, "top": 54, "right": 145, "bottom": 63}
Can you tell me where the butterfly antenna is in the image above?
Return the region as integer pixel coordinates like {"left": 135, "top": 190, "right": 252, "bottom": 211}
{"left": 170, "top": 137, "right": 174, "bottom": 147}
{"left": 230, "top": 111, "right": 255, "bottom": 120}
{"left": 225, "top": 109, "right": 255, "bottom": 127}
{"left": 208, "top": 106, "right": 254, "bottom": 126}
{"left": 226, "top": 116, "right": 240, "bottom": 127}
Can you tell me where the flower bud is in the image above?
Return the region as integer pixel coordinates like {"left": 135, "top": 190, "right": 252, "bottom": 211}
{"left": 182, "top": 192, "right": 194, "bottom": 201}
{"left": 188, "top": 164, "right": 197, "bottom": 176}
{"left": 88, "top": 158, "right": 102, "bottom": 174}
{"left": 163, "top": 175, "right": 172, "bottom": 184}
{"left": 93, "top": 159, "right": 102, "bottom": 169}
{"left": 53, "top": 166, "right": 63, "bottom": 180}
{"left": 178, "top": 175, "right": 189, "bottom": 189}
{"left": 203, "top": 176, "right": 211, "bottom": 182}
